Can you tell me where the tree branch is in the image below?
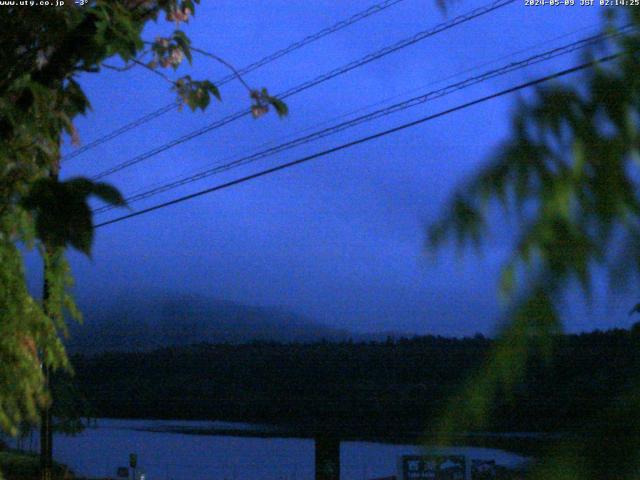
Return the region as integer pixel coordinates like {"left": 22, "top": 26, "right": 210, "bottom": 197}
{"left": 189, "top": 46, "right": 253, "bottom": 93}
{"left": 132, "top": 58, "right": 176, "bottom": 85}
{"left": 102, "top": 50, "right": 149, "bottom": 72}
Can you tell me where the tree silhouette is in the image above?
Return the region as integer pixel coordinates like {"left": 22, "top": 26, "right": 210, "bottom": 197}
{"left": 428, "top": 7, "right": 640, "bottom": 478}
{"left": 0, "top": 0, "right": 286, "bottom": 459}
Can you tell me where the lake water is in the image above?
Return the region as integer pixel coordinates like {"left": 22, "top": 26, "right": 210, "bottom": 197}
{"left": 9, "top": 418, "right": 527, "bottom": 480}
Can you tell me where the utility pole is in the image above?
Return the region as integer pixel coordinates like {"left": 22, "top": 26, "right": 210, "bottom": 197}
{"left": 39, "top": 362, "right": 53, "bottom": 480}
{"left": 315, "top": 434, "right": 340, "bottom": 480}
{"left": 40, "top": 158, "right": 59, "bottom": 480}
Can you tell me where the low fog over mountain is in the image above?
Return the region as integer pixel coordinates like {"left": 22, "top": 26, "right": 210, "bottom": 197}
{"left": 66, "top": 292, "right": 357, "bottom": 354}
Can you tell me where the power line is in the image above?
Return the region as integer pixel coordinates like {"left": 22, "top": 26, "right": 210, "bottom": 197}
{"left": 93, "top": 30, "right": 624, "bottom": 215}
{"left": 213, "top": 0, "right": 409, "bottom": 85}
{"left": 62, "top": 0, "right": 409, "bottom": 161}
{"left": 62, "top": 103, "right": 179, "bottom": 162}
{"left": 89, "top": 0, "right": 516, "bottom": 181}
{"left": 115, "top": 22, "right": 604, "bottom": 203}
{"left": 95, "top": 53, "right": 621, "bottom": 229}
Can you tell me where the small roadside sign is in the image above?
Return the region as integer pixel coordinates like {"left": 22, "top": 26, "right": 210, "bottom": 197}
{"left": 399, "top": 455, "right": 466, "bottom": 480}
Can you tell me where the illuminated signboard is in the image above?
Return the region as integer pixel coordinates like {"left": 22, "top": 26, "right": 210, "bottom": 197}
{"left": 400, "top": 455, "right": 466, "bottom": 480}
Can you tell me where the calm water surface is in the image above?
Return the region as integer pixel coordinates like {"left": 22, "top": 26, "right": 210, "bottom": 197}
{"left": 12, "top": 418, "right": 527, "bottom": 480}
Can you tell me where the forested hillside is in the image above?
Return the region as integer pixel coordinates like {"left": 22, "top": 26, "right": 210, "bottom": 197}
{"left": 67, "top": 294, "right": 354, "bottom": 353}
{"left": 72, "top": 328, "right": 640, "bottom": 437}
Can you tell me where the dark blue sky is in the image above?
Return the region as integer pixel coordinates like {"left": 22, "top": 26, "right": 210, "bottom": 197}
{"left": 30, "top": 0, "right": 636, "bottom": 336}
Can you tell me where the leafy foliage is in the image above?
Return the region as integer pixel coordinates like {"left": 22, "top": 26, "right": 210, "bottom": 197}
{"left": 0, "top": 0, "right": 287, "bottom": 440}
{"left": 0, "top": 239, "right": 57, "bottom": 436}
{"left": 250, "top": 88, "right": 290, "bottom": 119}
{"left": 22, "top": 178, "right": 125, "bottom": 255}
{"left": 174, "top": 76, "right": 221, "bottom": 111}
{"left": 427, "top": 6, "right": 640, "bottom": 477}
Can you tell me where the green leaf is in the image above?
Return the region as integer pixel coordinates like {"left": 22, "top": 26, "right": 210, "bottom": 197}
{"left": 172, "top": 30, "right": 192, "bottom": 63}
{"left": 89, "top": 182, "right": 126, "bottom": 206}
{"left": 268, "top": 96, "right": 288, "bottom": 117}
{"left": 64, "top": 78, "right": 91, "bottom": 116}
{"left": 204, "top": 80, "right": 220, "bottom": 101}
{"left": 21, "top": 177, "right": 126, "bottom": 256}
